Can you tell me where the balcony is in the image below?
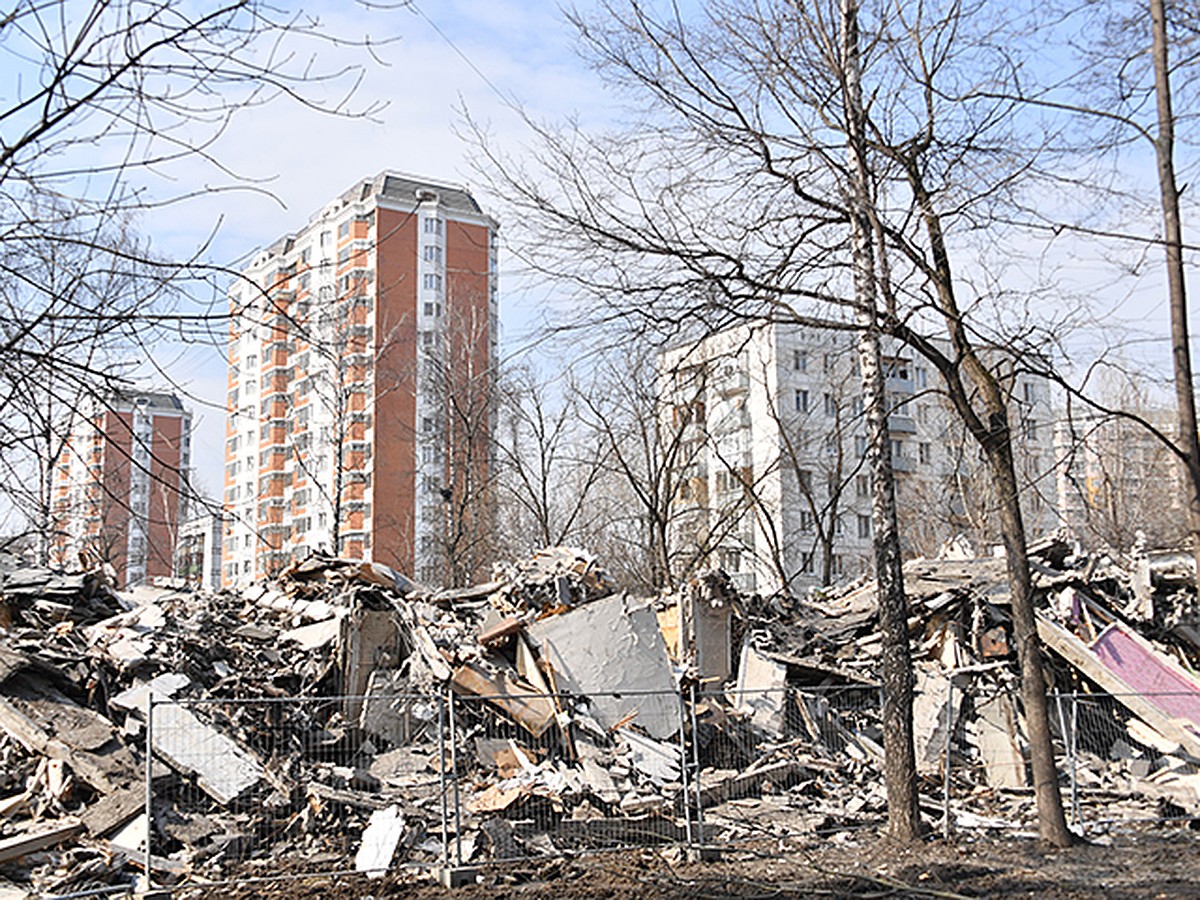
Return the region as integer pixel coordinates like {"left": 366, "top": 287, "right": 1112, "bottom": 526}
{"left": 888, "top": 414, "right": 917, "bottom": 434}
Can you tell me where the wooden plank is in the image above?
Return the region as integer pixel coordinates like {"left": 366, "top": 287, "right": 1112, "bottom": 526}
{"left": 1037, "top": 614, "right": 1200, "bottom": 759}
{"left": 0, "top": 698, "right": 121, "bottom": 793}
{"left": 451, "top": 661, "right": 556, "bottom": 738}
{"left": 80, "top": 785, "right": 145, "bottom": 837}
{"left": 0, "top": 819, "right": 85, "bottom": 864}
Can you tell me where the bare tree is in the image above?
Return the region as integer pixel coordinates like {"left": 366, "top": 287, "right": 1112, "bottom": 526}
{"left": 467, "top": 0, "right": 1079, "bottom": 843}
{"left": 0, "top": 0, "right": 382, "bottom": 555}
{"left": 493, "top": 365, "right": 609, "bottom": 554}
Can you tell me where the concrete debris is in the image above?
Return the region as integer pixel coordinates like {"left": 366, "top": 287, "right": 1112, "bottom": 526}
{"left": 4, "top": 537, "right": 1200, "bottom": 892}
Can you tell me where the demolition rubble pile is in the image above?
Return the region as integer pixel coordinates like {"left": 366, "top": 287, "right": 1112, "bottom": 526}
{"left": 4, "top": 539, "right": 1200, "bottom": 894}
{"left": 738, "top": 535, "right": 1200, "bottom": 829}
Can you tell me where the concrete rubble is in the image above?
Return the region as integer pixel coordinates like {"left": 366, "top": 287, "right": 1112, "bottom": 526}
{"left": 2, "top": 538, "right": 1200, "bottom": 893}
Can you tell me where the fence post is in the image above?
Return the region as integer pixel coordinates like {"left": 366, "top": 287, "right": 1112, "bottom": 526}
{"left": 675, "top": 687, "right": 694, "bottom": 847}
{"left": 438, "top": 692, "right": 448, "bottom": 867}
{"left": 143, "top": 692, "right": 154, "bottom": 883}
{"left": 1069, "top": 695, "right": 1081, "bottom": 830}
{"left": 942, "top": 676, "right": 953, "bottom": 839}
{"left": 689, "top": 683, "right": 705, "bottom": 846}
{"left": 448, "top": 688, "right": 462, "bottom": 868}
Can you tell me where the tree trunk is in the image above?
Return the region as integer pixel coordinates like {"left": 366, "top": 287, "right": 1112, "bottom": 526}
{"left": 842, "top": 0, "right": 919, "bottom": 841}
{"left": 984, "top": 434, "right": 1074, "bottom": 846}
{"left": 1149, "top": 0, "right": 1200, "bottom": 583}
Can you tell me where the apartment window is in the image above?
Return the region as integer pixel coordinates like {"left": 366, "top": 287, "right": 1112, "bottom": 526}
{"left": 424, "top": 302, "right": 441, "bottom": 317}
{"left": 320, "top": 231, "right": 330, "bottom": 247}
{"left": 1023, "top": 382, "right": 1038, "bottom": 404}
{"left": 793, "top": 349, "right": 808, "bottom": 372}
{"left": 423, "top": 245, "right": 442, "bottom": 263}
{"left": 797, "top": 469, "right": 813, "bottom": 493}
{"left": 917, "top": 404, "right": 929, "bottom": 424}
{"left": 856, "top": 474, "right": 870, "bottom": 498}
{"left": 834, "top": 514, "right": 845, "bottom": 535}
{"left": 338, "top": 220, "right": 350, "bottom": 238}
{"left": 246, "top": 354, "right": 257, "bottom": 369}
{"left": 794, "top": 389, "right": 809, "bottom": 413}
{"left": 801, "top": 552, "right": 815, "bottom": 575}
{"left": 891, "top": 439, "right": 904, "bottom": 459}
{"left": 423, "top": 217, "right": 441, "bottom": 234}
{"left": 832, "top": 554, "right": 845, "bottom": 576}
{"left": 915, "top": 366, "right": 928, "bottom": 389}
{"left": 423, "top": 273, "right": 442, "bottom": 291}
{"left": 1024, "top": 418, "right": 1039, "bottom": 441}
{"left": 799, "top": 510, "right": 814, "bottom": 533}
{"left": 857, "top": 514, "right": 872, "bottom": 539}
{"left": 823, "top": 353, "right": 835, "bottom": 373}
{"left": 337, "top": 247, "right": 350, "bottom": 265}
{"left": 918, "top": 442, "right": 931, "bottom": 464}
{"left": 421, "top": 331, "right": 435, "bottom": 348}
{"left": 823, "top": 393, "right": 836, "bottom": 417}
{"left": 318, "top": 512, "right": 327, "bottom": 527}
{"left": 422, "top": 417, "right": 435, "bottom": 433}
{"left": 855, "top": 435, "right": 867, "bottom": 456}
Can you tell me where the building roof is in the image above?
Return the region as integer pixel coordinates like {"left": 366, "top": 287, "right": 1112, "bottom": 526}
{"left": 108, "top": 389, "right": 187, "bottom": 413}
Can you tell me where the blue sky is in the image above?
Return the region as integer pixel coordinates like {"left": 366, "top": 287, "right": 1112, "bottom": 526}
{"left": 131, "top": 1, "right": 618, "bottom": 497}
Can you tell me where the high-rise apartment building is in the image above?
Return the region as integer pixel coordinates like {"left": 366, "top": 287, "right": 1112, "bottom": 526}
{"left": 50, "top": 391, "right": 192, "bottom": 588}
{"left": 660, "top": 322, "right": 1056, "bottom": 595}
{"left": 223, "top": 172, "right": 498, "bottom": 587}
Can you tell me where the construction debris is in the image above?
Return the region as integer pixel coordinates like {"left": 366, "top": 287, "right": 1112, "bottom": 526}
{"left": 3, "top": 538, "right": 1200, "bottom": 895}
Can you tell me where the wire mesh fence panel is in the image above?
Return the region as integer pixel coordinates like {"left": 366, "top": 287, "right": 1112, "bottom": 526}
{"left": 693, "top": 684, "right": 884, "bottom": 846}
{"left": 1053, "top": 692, "right": 1200, "bottom": 832}
{"left": 448, "top": 688, "right": 695, "bottom": 864}
{"left": 145, "top": 692, "right": 447, "bottom": 887}
{"left": 934, "top": 676, "right": 1045, "bottom": 836}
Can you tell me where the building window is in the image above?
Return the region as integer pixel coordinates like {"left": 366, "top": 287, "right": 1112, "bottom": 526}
{"left": 801, "top": 552, "right": 815, "bottom": 574}
{"left": 823, "top": 393, "right": 836, "bottom": 417}
{"left": 1024, "top": 418, "right": 1039, "bottom": 441}
{"left": 857, "top": 514, "right": 871, "bottom": 539}
{"left": 799, "top": 510, "right": 814, "bottom": 533}
{"left": 423, "top": 273, "right": 442, "bottom": 291}
{"left": 338, "top": 220, "right": 350, "bottom": 238}
{"left": 794, "top": 389, "right": 809, "bottom": 412}
{"left": 855, "top": 435, "right": 867, "bottom": 456}
{"left": 856, "top": 474, "right": 870, "bottom": 498}
{"left": 891, "top": 439, "right": 904, "bottom": 459}
{"left": 797, "top": 469, "right": 812, "bottom": 493}
{"left": 915, "top": 366, "right": 928, "bottom": 389}
{"left": 423, "top": 245, "right": 442, "bottom": 263}
{"left": 424, "top": 217, "right": 441, "bottom": 235}
{"left": 793, "top": 349, "right": 808, "bottom": 372}
{"left": 918, "top": 442, "right": 931, "bottom": 464}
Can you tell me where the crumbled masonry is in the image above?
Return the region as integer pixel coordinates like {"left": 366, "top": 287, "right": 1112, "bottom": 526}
{"left": 2, "top": 538, "right": 1200, "bottom": 894}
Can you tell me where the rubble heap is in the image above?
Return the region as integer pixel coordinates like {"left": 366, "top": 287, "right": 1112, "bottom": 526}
{"left": 3, "top": 537, "right": 1200, "bottom": 896}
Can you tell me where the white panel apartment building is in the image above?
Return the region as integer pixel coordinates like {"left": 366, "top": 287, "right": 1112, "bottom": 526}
{"left": 660, "top": 321, "right": 1056, "bottom": 595}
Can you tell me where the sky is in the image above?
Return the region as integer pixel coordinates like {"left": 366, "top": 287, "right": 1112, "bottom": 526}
{"left": 8, "top": 0, "right": 1186, "bottom": 505}
{"left": 130, "top": 0, "right": 619, "bottom": 498}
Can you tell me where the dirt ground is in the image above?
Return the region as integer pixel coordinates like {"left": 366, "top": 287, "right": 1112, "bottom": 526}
{"left": 187, "top": 825, "right": 1200, "bottom": 899}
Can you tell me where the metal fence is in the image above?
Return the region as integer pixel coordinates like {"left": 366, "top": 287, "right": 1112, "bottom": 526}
{"left": 127, "top": 680, "right": 1200, "bottom": 894}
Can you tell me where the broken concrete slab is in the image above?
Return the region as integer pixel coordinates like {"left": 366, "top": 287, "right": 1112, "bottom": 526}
{"left": 732, "top": 642, "right": 788, "bottom": 734}
{"left": 150, "top": 701, "right": 264, "bottom": 804}
{"left": 528, "top": 594, "right": 678, "bottom": 740}
{"left": 354, "top": 806, "right": 406, "bottom": 877}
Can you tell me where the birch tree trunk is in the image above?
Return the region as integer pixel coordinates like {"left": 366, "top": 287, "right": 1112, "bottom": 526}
{"left": 842, "top": 0, "right": 920, "bottom": 842}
